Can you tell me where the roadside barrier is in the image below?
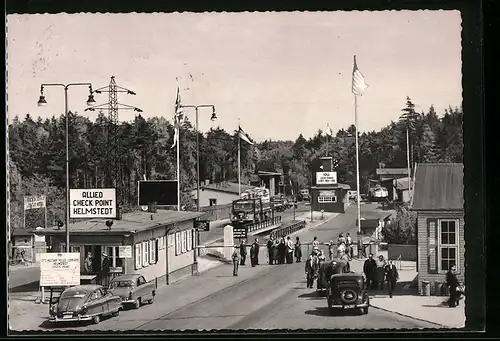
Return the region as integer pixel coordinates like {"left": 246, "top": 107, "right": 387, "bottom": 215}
{"left": 246, "top": 216, "right": 282, "bottom": 233}
{"left": 269, "top": 220, "right": 307, "bottom": 240}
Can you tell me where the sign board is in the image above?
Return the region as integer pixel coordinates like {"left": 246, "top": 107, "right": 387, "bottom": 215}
{"left": 118, "top": 245, "right": 132, "bottom": 258}
{"left": 69, "top": 188, "right": 117, "bottom": 219}
{"left": 40, "top": 252, "right": 80, "bottom": 287}
{"left": 24, "top": 195, "right": 46, "bottom": 210}
{"left": 316, "top": 172, "right": 337, "bottom": 185}
{"left": 319, "top": 190, "right": 336, "bottom": 196}
{"left": 233, "top": 226, "right": 248, "bottom": 239}
{"left": 194, "top": 220, "right": 210, "bottom": 232}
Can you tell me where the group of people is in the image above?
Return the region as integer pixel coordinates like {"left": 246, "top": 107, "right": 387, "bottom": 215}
{"left": 326, "top": 232, "right": 354, "bottom": 261}
{"left": 363, "top": 253, "right": 399, "bottom": 297}
{"left": 304, "top": 248, "right": 327, "bottom": 288}
{"left": 231, "top": 236, "right": 304, "bottom": 276}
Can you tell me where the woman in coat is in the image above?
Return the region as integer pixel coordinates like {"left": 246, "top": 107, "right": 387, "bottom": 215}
{"left": 272, "top": 239, "right": 280, "bottom": 265}
{"left": 278, "top": 238, "right": 286, "bottom": 265}
{"left": 294, "top": 236, "right": 303, "bottom": 263}
{"left": 250, "top": 243, "right": 258, "bottom": 267}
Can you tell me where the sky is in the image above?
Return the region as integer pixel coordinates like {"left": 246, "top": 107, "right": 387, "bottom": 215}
{"left": 6, "top": 11, "right": 462, "bottom": 142}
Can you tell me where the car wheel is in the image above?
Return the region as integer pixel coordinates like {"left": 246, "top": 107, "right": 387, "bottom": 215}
{"left": 112, "top": 310, "right": 120, "bottom": 317}
{"left": 362, "top": 306, "right": 369, "bottom": 314}
{"left": 148, "top": 294, "right": 154, "bottom": 305}
{"left": 134, "top": 298, "right": 141, "bottom": 309}
{"left": 93, "top": 315, "right": 101, "bottom": 324}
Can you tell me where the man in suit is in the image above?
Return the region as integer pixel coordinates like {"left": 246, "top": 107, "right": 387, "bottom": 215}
{"left": 253, "top": 238, "right": 260, "bottom": 265}
{"left": 363, "top": 253, "right": 377, "bottom": 290}
{"left": 239, "top": 239, "right": 247, "bottom": 266}
{"left": 267, "top": 237, "right": 275, "bottom": 264}
{"left": 232, "top": 246, "right": 241, "bottom": 276}
{"left": 384, "top": 260, "right": 399, "bottom": 298}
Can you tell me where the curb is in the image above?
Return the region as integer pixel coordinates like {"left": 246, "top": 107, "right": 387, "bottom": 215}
{"left": 369, "top": 303, "right": 450, "bottom": 328}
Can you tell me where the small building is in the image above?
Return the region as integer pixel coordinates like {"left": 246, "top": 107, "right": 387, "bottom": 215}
{"left": 10, "top": 228, "right": 47, "bottom": 262}
{"left": 395, "top": 177, "right": 411, "bottom": 203}
{"left": 34, "top": 209, "right": 204, "bottom": 286}
{"left": 376, "top": 168, "right": 411, "bottom": 202}
{"left": 411, "top": 163, "right": 464, "bottom": 295}
{"left": 311, "top": 184, "right": 351, "bottom": 214}
{"left": 191, "top": 181, "right": 253, "bottom": 207}
{"left": 256, "top": 170, "right": 283, "bottom": 196}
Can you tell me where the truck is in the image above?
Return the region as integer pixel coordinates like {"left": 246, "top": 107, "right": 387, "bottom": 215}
{"left": 231, "top": 187, "right": 272, "bottom": 224}
{"left": 368, "top": 186, "right": 389, "bottom": 202}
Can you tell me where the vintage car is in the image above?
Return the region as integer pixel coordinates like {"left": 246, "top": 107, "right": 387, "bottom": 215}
{"left": 49, "top": 285, "right": 122, "bottom": 324}
{"left": 109, "top": 274, "right": 156, "bottom": 309}
{"left": 317, "top": 258, "right": 351, "bottom": 293}
{"left": 327, "top": 273, "right": 369, "bottom": 315}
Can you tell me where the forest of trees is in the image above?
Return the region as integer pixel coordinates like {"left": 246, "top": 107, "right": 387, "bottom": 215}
{"left": 8, "top": 96, "right": 463, "bottom": 231}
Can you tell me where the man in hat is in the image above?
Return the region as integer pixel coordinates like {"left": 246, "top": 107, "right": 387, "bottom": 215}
{"left": 446, "top": 265, "right": 460, "bottom": 307}
{"left": 101, "top": 252, "right": 111, "bottom": 287}
{"left": 239, "top": 239, "right": 247, "bottom": 266}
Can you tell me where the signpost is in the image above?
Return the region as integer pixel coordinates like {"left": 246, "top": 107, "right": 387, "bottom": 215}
{"left": 194, "top": 220, "right": 210, "bottom": 232}
{"left": 69, "top": 188, "right": 117, "bottom": 219}
{"left": 316, "top": 171, "right": 338, "bottom": 185}
{"left": 118, "top": 245, "right": 132, "bottom": 258}
{"left": 23, "top": 195, "right": 47, "bottom": 229}
{"left": 233, "top": 226, "right": 248, "bottom": 239}
{"left": 40, "top": 252, "right": 80, "bottom": 287}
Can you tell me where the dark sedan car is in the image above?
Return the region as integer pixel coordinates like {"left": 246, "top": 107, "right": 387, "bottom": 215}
{"left": 327, "top": 273, "right": 369, "bottom": 315}
{"left": 49, "top": 285, "right": 122, "bottom": 324}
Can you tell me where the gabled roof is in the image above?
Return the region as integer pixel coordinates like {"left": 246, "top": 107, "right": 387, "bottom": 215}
{"left": 200, "top": 182, "right": 254, "bottom": 195}
{"left": 376, "top": 168, "right": 408, "bottom": 176}
{"left": 411, "top": 163, "right": 463, "bottom": 211}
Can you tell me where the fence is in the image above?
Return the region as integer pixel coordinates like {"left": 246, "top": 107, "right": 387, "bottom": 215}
{"left": 246, "top": 216, "right": 282, "bottom": 233}
{"left": 387, "top": 244, "right": 417, "bottom": 261}
{"left": 269, "top": 220, "right": 306, "bottom": 240}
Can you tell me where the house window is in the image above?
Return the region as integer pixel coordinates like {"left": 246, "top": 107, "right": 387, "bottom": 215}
{"left": 438, "top": 219, "right": 459, "bottom": 272}
{"left": 175, "top": 232, "right": 181, "bottom": 256}
{"left": 142, "top": 241, "right": 149, "bottom": 267}
{"left": 318, "top": 196, "right": 337, "bottom": 203}
{"left": 149, "top": 239, "right": 158, "bottom": 265}
{"left": 104, "top": 246, "right": 123, "bottom": 269}
{"left": 209, "top": 198, "right": 217, "bottom": 206}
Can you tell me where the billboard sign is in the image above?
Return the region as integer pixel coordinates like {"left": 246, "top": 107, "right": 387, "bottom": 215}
{"left": 233, "top": 226, "right": 248, "bottom": 239}
{"left": 40, "top": 252, "right": 80, "bottom": 287}
{"left": 69, "top": 188, "right": 117, "bottom": 219}
{"left": 138, "top": 180, "right": 178, "bottom": 206}
{"left": 316, "top": 172, "right": 338, "bottom": 185}
{"left": 194, "top": 220, "right": 210, "bottom": 232}
{"left": 24, "top": 195, "right": 46, "bottom": 210}
{"left": 118, "top": 245, "right": 132, "bottom": 258}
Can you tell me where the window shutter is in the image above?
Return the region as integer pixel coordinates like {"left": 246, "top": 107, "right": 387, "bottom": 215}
{"left": 155, "top": 239, "right": 159, "bottom": 263}
{"left": 427, "top": 218, "right": 438, "bottom": 274}
{"left": 142, "top": 241, "right": 149, "bottom": 267}
{"left": 135, "top": 243, "right": 142, "bottom": 269}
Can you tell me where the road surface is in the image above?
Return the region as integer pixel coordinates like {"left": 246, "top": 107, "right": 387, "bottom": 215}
{"left": 36, "top": 204, "right": 435, "bottom": 331}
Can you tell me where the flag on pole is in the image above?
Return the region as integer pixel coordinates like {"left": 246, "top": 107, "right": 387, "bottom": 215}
{"left": 238, "top": 126, "right": 254, "bottom": 145}
{"left": 325, "top": 123, "right": 333, "bottom": 137}
{"left": 352, "top": 55, "right": 369, "bottom": 96}
{"left": 171, "top": 86, "right": 183, "bottom": 149}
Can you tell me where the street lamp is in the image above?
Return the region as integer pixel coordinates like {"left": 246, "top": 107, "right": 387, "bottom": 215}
{"left": 180, "top": 104, "right": 217, "bottom": 213}
{"left": 37, "top": 83, "right": 96, "bottom": 253}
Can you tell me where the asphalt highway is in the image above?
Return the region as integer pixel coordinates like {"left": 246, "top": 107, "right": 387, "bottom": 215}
{"left": 39, "top": 203, "right": 435, "bottom": 331}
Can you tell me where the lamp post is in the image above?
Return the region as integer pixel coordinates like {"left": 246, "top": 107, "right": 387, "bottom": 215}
{"left": 180, "top": 104, "right": 217, "bottom": 212}
{"left": 38, "top": 83, "right": 96, "bottom": 253}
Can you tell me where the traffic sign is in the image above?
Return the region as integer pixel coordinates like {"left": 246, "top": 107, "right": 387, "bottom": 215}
{"left": 233, "top": 226, "right": 248, "bottom": 239}
{"left": 194, "top": 220, "right": 210, "bottom": 232}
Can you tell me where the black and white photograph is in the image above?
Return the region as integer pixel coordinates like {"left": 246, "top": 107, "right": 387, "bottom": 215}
{"left": 6, "top": 10, "right": 471, "bottom": 333}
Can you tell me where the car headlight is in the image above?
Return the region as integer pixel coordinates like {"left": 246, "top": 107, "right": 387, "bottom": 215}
{"left": 49, "top": 304, "right": 57, "bottom": 316}
{"left": 80, "top": 305, "right": 88, "bottom": 315}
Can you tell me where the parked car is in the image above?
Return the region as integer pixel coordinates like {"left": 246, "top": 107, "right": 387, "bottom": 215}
{"left": 109, "top": 274, "right": 156, "bottom": 309}
{"left": 317, "top": 258, "right": 351, "bottom": 293}
{"left": 327, "top": 272, "right": 369, "bottom": 315}
{"left": 48, "top": 285, "right": 122, "bottom": 325}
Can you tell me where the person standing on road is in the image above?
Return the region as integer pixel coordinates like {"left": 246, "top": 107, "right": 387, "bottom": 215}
{"left": 250, "top": 243, "right": 258, "bottom": 267}
{"left": 328, "top": 240, "right": 335, "bottom": 261}
{"left": 278, "top": 238, "right": 286, "bottom": 264}
{"left": 312, "top": 236, "right": 320, "bottom": 253}
{"left": 286, "top": 236, "right": 294, "bottom": 264}
{"left": 294, "top": 236, "right": 302, "bottom": 263}
{"left": 337, "top": 233, "right": 346, "bottom": 246}
{"left": 267, "top": 237, "right": 274, "bottom": 265}
{"left": 363, "top": 253, "right": 377, "bottom": 290}
{"left": 239, "top": 239, "right": 247, "bottom": 266}
{"left": 346, "top": 233, "right": 354, "bottom": 259}
{"left": 101, "top": 253, "right": 111, "bottom": 288}
{"left": 375, "top": 255, "right": 387, "bottom": 290}
{"left": 253, "top": 239, "right": 260, "bottom": 265}
{"left": 384, "top": 260, "right": 399, "bottom": 298}
{"left": 446, "top": 265, "right": 459, "bottom": 307}
{"left": 305, "top": 254, "right": 316, "bottom": 288}
{"left": 232, "top": 246, "right": 241, "bottom": 276}
{"left": 273, "top": 239, "right": 280, "bottom": 265}
{"left": 337, "top": 242, "right": 347, "bottom": 260}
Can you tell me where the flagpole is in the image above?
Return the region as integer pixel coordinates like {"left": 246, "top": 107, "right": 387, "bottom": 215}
{"left": 406, "top": 128, "right": 411, "bottom": 201}
{"left": 177, "top": 123, "right": 181, "bottom": 211}
{"left": 326, "top": 131, "right": 329, "bottom": 157}
{"left": 238, "top": 118, "right": 241, "bottom": 196}
{"left": 354, "top": 95, "right": 362, "bottom": 235}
